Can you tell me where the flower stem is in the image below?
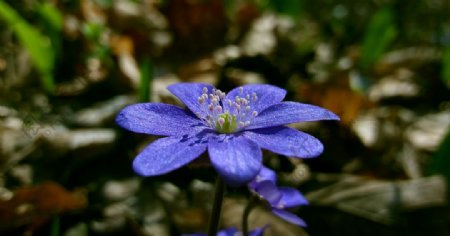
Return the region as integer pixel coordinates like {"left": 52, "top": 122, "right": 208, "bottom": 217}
{"left": 242, "top": 196, "right": 257, "bottom": 236}
{"left": 207, "top": 176, "right": 225, "bottom": 236}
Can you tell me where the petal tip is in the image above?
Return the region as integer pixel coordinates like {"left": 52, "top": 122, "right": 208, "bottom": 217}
{"left": 115, "top": 105, "right": 135, "bottom": 130}
{"left": 329, "top": 112, "right": 341, "bottom": 121}
{"left": 132, "top": 159, "right": 149, "bottom": 177}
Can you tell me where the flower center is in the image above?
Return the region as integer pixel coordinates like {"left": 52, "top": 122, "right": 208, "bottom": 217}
{"left": 197, "top": 86, "right": 258, "bottom": 133}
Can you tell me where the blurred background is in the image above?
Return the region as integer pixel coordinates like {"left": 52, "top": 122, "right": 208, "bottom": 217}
{"left": 0, "top": 0, "right": 449, "bottom": 235}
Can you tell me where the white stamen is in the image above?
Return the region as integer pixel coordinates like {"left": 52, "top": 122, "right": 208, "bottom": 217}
{"left": 197, "top": 87, "right": 260, "bottom": 133}
{"left": 252, "top": 92, "right": 257, "bottom": 101}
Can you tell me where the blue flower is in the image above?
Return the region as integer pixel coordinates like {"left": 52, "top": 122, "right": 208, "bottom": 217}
{"left": 183, "top": 226, "right": 266, "bottom": 236}
{"left": 116, "top": 83, "right": 339, "bottom": 186}
{"left": 249, "top": 167, "right": 308, "bottom": 227}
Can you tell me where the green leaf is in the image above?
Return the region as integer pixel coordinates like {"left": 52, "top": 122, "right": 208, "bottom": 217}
{"left": 269, "top": 0, "right": 303, "bottom": 19}
{"left": 37, "top": 2, "right": 63, "bottom": 31}
{"left": 50, "top": 216, "right": 60, "bottom": 236}
{"left": 442, "top": 44, "right": 450, "bottom": 87}
{"left": 37, "top": 2, "right": 63, "bottom": 63}
{"left": 82, "top": 22, "right": 104, "bottom": 41}
{"left": 0, "top": 1, "right": 55, "bottom": 92}
{"left": 259, "top": 0, "right": 303, "bottom": 19}
{"left": 428, "top": 127, "right": 450, "bottom": 196}
{"left": 360, "top": 7, "right": 397, "bottom": 70}
{"left": 223, "top": 0, "right": 236, "bottom": 17}
{"left": 429, "top": 128, "right": 450, "bottom": 174}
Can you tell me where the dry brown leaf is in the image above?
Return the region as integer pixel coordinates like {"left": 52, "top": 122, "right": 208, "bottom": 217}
{"left": 297, "top": 82, "right": 373, "bottom": 125}
{"left": 0, "top": 182, "right": 87, "bottom": 232}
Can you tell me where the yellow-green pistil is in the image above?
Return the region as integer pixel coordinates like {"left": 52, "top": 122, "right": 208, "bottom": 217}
{"left": 215, "top": 113, "right": 237, "bottom": 133}
{"left": 198, "top": 87, "right": 258, "bottom": 134}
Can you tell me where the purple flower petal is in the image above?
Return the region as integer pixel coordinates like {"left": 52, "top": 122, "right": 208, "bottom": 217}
{"left": 116, "top": 103, "right": 205, "bottom": 136}
{"left": 167, "top": 83, "right": 214, "bottom": 118}
{"left": 249, "top": 166, "right": 277, "bottom": 189}
{"left": 208, "top": 135, "right": 262, "bottom": 186}
{"left": 254, "top": 180, "right": 282, "bottom": 206}
{"left": 244, "top": 126, "right": 324, "bottom": 158}
{"left": 277, "top": 187, "right": 308, "bottom": 208}
{"left": 247, "top": 101, "right": 340, "bottom": 129}
{"left": 256, "top": 166, "right": 277, "bottom": 183}
{"left": 183, "top": 227, "right": 266, "bottom": 236}
{"left": 249, "top": 226, "right": 268, "bottom": 236}
{"left": 271, "top": 209, "right": 307, "bottom": 227}
{"left": 133, "top": 134, "right": 207, "bottom": 176}
{"left": 218, "top": 227, "right": 238, "bottom": 236}
{"left": 226, "top": 84, "right": 286, "bottom": 113}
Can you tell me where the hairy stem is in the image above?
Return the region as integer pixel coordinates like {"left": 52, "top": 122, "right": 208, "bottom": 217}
{"left": 207, "top": 176, "right": 225, "bottom": 236}
{"left": 242, "top": 196, "right": 257, "bottom": 236}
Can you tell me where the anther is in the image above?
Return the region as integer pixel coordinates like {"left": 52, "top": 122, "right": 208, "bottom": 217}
{"left": 218, "top": 117, "right": 225, "bottom": 126}
{"left": 252, "top": 92, "right": 257, "bottom": 101}
{"left": 198, "top": 86, "right": 260, "bottom": 134}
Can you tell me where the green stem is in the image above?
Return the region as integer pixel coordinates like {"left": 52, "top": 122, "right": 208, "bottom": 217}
{"left": 207, "top": 176, "right": 225, "bottom": 236}
{"left": 139, "top": 57, "right": 152, "bottom": 102}
{"left": 242, "top": 196, "right": 257, "bottom": 236}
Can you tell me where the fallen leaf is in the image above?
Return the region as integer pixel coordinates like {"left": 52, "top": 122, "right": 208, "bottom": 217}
{"left": 0, "top": 182, "right": 86, "bottom": 232}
